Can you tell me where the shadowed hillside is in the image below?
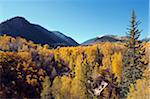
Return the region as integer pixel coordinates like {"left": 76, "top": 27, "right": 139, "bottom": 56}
{"left": 0, "top": 17, "right": 79, "bottom": 47}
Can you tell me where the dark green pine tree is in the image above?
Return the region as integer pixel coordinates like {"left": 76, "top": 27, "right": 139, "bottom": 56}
{"left": 118, "top": 10, "right": 148, "bottom": 99}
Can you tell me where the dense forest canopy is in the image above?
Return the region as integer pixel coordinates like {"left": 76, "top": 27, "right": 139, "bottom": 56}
{"left": 0, "top": 35, "right": 149, "bottom": 99}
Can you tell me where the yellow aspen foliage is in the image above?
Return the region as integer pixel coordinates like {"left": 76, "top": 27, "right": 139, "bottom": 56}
{"left": 84, "top": 45, "right": 97, "bottom": 65}
{"left": 0, "top": 35, "right": 11, "bottom": 51}
{"left": 71, "top": 53, "right": 90, "bottom": 99}
{"left": 111, "top": 52, "right": 122, "bottom": 81}
{"left": 51, "top": 76, "right": 62, "bottom": 99}
{"left": 17, "top": 52, "right": 31, "bottom": 60}
{"left": 60, "top": 76, "right": 72, "bottom": 98}
{"left": 1, "top": 35, "right": 149, "bottom": 99}
{"left": 101, "top": 43, "right": 113, "bottom": 68}
{"left": 71, "top": 54, "right": 84, "bottom": 99}
{"left": 40, "top": 76, "right": 52, "bottom": 99}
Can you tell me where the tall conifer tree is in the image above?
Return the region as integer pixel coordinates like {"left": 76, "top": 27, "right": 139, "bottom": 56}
{"left": 119, "top": 10, "right": 148, "bottom": 99}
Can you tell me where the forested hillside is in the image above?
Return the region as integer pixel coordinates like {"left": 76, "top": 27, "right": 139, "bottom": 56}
{"left": 0, "top": 10, "right": 149, "bottom": 99}
{"left": 0, "top": 35, "right": 149, "bottom": 99}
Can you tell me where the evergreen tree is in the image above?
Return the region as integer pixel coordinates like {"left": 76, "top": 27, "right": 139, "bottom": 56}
{"left": 94, "top": 47, "right": 103, "bottom": 66}
{"left": 118, "top": 10, "right": 148, "bottom": 98}
{"left": 81, "top": 52, "right": 93, "bottom": 99}
{"left": 81, "top": 49, "right": 103, "bottom": 99}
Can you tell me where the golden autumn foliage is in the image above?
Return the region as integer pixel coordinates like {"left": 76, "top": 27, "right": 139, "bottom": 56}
{"left": 60, "top": 76, "right": 72, "bottom": 98}
{"left": 111, "top": 52, "right": 122, "bottom": 81}
{"left": 51, "top": 76, "right": 62, "bottom": 99}
{"left": 0, "top": 35, "right": 149, "bottom": 99}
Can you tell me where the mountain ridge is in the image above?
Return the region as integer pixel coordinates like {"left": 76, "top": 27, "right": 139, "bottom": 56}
{"left": 81, "top": 35, "right": 127, "bottom": 45}
{"left": 0, "top": 16, "right": 79, "bottom": 47}
{"left": 81, "top": 34, "right": 150, "bottom": 45}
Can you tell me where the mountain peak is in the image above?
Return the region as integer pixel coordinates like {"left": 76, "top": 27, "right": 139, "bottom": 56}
{"left": 11, "top": 16, "right": 27, "bottom": 20}
{"left": 1, "top": 16, "right": 30, "bottom": 25}
{"left": 0, "top": 16, "right": 79, "bottom": 47}
{"left": 82, "top": 35, "right": 128, "bottom": 45}
{"left": 10, "top": 16, "right": 30, "bottom": 24}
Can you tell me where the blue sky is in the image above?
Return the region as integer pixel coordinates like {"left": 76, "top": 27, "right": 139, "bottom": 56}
{"left": 0, "top": 0, "right": 149, "bottom": 43}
